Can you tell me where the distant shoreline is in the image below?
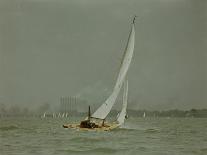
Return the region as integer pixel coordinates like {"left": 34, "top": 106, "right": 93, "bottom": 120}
{"left": 1, "top": 109, "right": 207, "bottom": 118}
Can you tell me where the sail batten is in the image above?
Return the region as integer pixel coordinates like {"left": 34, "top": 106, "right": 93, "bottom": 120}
{"left": 91, "top": 21, "right": 135, "bottom": 120}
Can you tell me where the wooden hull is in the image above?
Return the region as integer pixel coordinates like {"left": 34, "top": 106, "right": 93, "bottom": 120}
{"left": 63, "top": 123, "right": 119, "bottom": 131}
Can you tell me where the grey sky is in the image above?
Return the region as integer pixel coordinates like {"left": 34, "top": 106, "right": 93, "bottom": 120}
{"left": 0, "top": 0, "right": 206, "bottom": 110}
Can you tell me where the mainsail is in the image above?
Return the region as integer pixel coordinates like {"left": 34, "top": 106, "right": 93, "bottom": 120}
{"left": 117, "top": 79, "right": 128, "bottom": 125}
{"left": 91, "top": 18, "right": 135, "bottom": 120}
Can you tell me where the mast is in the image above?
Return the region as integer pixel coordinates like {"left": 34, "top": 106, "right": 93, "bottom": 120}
{"left": 88, "top": 106, "right": 91, "bottom": 121}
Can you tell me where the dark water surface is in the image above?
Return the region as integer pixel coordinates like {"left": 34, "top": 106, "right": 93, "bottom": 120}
{"left": 0, "top": 117, "right": 207, "bottom": 155}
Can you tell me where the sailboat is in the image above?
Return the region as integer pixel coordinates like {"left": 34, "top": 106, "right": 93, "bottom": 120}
{"left": 63, "top": 16, "right": 136, "bottom": 131}
{"left": 143, "top": 112, "right": 146, "bottom": 118}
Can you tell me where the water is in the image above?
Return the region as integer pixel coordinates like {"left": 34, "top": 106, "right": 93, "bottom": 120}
{"left": 1, "top": 117, "right": 207, "bottom": 155}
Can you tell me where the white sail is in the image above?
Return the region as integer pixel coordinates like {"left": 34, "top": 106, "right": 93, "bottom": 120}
{"left": 117, "top": 79, "right": 128, "bottom": 125}
{"left": 91, "top": 19, "right": 135, "bottom": 120}
{"left": 143, "top": 112, "right": 146, "bottom": 118}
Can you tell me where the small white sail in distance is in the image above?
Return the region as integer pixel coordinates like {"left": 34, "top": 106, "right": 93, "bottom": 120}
{"left": 91, "top": 17, "right": 136, "bottom": 120}
{"left": 143, "top": 112, "right": 146, "bottom": 118}
{"left": 117, "top": 79, "right": 128, "bottom": 125}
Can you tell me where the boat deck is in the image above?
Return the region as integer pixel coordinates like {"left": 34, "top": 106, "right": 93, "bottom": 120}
{"left": 63, "top": 123, "right": 119, "bottom": 131}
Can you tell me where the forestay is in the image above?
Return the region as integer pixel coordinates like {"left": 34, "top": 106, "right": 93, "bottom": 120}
{"left": 91, "top": 20, "right": 135, "bottom": 120}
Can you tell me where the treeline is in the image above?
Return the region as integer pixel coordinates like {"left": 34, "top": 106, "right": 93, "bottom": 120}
{"left": 108, "top": 109, "right": 207, "bottom": 118}
{"left": 126, "top": 109, "right": 207, "bottom": 118}
{"left": 1, "top": 102, "right": 207, "bottom": 118}
{"left": 0, "top": 103, "right": 50, "bottom": 117}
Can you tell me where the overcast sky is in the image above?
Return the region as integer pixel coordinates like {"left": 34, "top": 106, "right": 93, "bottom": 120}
{"left": 0, "top": 0, "right": 206, "bottom": 110}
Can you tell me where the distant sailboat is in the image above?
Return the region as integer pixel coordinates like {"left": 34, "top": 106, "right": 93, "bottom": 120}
{"left": 63, "top": 16, "right": 136, "bottom": 131}
{"left": 52, "top": 113, "right": 56, "bottom": 118}
{"left": 58, "top": 113, "right": 61, "bottom": 118}
{"left": 41, "top": 112, "right": 46, "bottom": 118}
{"left": 143, "top": 112, "right": 146, "bottom": 118}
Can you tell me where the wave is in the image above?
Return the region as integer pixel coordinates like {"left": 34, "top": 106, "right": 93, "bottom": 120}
{"left": 0, "top": 125, "right": 19, "bottom": 131}
{"left": 115, "top": 126, "right": 138, "bottom": 131}
{"left": 59, "top": 147, "right": 119, "bottom": 154}
{"left": 117, "top": 124, "right": 160, "bottom": 132}
{"left": 200, "top": 148, "right": 207, "bottom": 153}
{"left": 70, "top": 137, "right": 107, "bottom": 143}
{"left": 144, "top": 128, "right": 160, "bottom": 133}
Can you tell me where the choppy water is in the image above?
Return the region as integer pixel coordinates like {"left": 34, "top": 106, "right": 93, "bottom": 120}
{"left": 0, "top": 117, "right": 207, "bottom": 155}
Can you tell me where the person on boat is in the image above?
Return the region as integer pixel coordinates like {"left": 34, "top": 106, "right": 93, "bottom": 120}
{"left": 125, "top": 114, "right": 129, "bottom": 119}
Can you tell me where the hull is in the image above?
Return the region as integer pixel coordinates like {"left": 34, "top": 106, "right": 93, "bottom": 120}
{"left": 63, "top": 123, "right": 119, "bottom": 131}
